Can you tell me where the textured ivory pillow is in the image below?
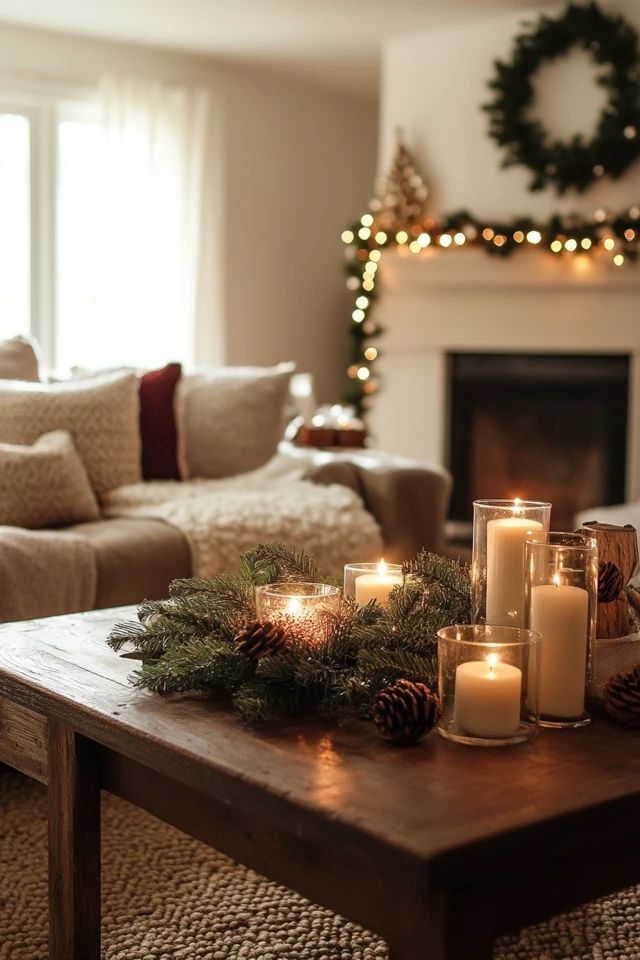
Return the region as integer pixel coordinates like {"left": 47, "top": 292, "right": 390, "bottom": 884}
{"left": 0, "top": 336, "right": 41, "bottom": 381}
{"left": 177, "top": 363, "right": 295, "bottom": 479}
{"left": 0, "top": 371, "right": 141, "bottom": 497}
{"left": 0, "top": 431, "right": 100, "bottom": 528}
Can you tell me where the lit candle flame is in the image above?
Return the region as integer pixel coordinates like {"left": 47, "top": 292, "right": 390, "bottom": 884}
{"left": 512, "top": 496, "right": 523, "bottom": 517}
{"left": 487, "top": 652, "right": 498, "bottom": 678}
{"left": 377, "top": 558, "right": 388, "bottom": 577}
{"left": 287, "top": 596, "right": 303, "bottom": 617}
{"left": 553, "top": 572, "right": 561, "bottom": 588}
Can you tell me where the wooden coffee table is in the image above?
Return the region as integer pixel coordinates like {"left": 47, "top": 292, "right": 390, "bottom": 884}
{"left": 0, "top": 607, "right": 638, "bottom": 960}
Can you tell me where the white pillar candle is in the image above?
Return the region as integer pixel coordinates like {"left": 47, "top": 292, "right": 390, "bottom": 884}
{"left": 355, "top": 560, "right": 403, "bottom": 607}
{"left": 454, "top": 654, "right": 522, "bottom": 738}
{"left": 530, "top": 578, "right": 589, "bottom": 718}
{"left": 486, "top": 513, "right": 543, "bottom": 626}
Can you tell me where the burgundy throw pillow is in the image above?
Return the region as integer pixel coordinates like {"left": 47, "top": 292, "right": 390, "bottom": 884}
{"left": 139, "top": 363, "right": 182, "bottom": 480}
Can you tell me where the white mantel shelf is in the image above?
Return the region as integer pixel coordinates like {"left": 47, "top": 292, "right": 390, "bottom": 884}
{"left": 370, "top": 248, "right": 640, "bottom": 504}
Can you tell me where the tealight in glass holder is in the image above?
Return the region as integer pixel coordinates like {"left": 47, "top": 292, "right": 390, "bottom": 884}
{"left": 524, "top": 533, "right": 597, "bottom": 728}
{"left": 343, "top": 560, "right": 403, "bottom": 607}
{"left": 255, "top": 582, "right": 341, "bottom": 644}
{"left": 437, "top": 625, "right": 541, "bottom": 747}
{"left": 472, "top": 499, "right": 551, "bottom": 626}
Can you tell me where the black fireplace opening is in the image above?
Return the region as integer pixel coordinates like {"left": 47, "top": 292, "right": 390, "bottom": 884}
{"left": 448, "top": 353, "right": 629, "bottom": 532}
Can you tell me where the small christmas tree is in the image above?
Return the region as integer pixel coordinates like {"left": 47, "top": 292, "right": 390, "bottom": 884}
{"left": 370, "top": 130, "right": 429, "bottom": 230}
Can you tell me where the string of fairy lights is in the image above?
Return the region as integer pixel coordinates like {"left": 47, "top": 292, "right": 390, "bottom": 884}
{"left": 342, "top": 204, "right": 640, "bottom": 414}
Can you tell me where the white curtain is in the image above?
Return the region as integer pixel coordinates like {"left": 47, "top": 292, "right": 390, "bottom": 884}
{"left": 89, "top": 76, "right": 217, "bottom": 369}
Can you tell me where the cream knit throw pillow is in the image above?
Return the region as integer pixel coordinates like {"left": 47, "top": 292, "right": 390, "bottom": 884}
{"left": 0, "top": 371, "right": 141, "bottom": 497}
{"left": 0, "top": 335, "right": 41, "bottom": 381}
{"left": 0, "top": 431, "right": 100, "bottom": 528}
{"left": 177, "top": 363, "right": 295, "bottom": 479}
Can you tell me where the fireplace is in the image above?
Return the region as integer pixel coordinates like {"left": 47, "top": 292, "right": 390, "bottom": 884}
{"left": 448, "top": 353, "right": 629, "bottom": 532}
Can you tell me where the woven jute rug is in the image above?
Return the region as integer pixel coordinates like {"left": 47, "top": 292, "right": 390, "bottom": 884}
{"left": 1, "top": 770, "right": 638, "bottom": 959}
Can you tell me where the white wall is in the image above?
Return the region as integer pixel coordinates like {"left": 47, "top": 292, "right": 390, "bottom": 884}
{"left": 380, "top": 1, "right": 640, "bottom": 220}
{"left": 0, "top": 21, "right": 377, "bottom": 399}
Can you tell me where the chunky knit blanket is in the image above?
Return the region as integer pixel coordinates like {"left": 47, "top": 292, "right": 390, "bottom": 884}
{"left": 102, "top": 456, "right": 383, "bottom": 578}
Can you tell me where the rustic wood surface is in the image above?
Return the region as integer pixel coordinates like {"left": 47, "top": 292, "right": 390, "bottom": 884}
{"left": 0, "top": 699, "right": 47, "bottom": 782}
{"left": 580, "top": 521, "right": 638, "bottom": 638}
{"left": 0, "top": 607, "right": 639, "bottom": 960}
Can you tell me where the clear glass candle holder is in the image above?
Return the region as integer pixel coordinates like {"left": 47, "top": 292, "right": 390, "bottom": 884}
{"left": 524, "top": 532, "right": 597, "bottom": 729}
{"left": 255, "top": 582, "right": 341, "bottom": 645}
{"left": 472, "top": 499, "right": 551, "bottom": 627}
{"left": 343, "top": 560, "right": 403, "bottom": 607}
{"left": 437, "top": 625, "right": 541, "bottom": 747}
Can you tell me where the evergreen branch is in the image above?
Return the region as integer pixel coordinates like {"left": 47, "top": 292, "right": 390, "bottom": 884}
{"left": 107, "top": 541, "right": 472, "bottom": 725}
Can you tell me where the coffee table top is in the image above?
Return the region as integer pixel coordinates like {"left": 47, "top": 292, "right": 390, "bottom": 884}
{"left": 0, "top": 606, "right": 638, "bottom": 883}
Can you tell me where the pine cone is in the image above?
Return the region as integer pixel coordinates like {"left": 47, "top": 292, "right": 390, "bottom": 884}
{"left": 598, "top": 561, "right": 624, "bottom": 604}
{"left": 235, "top": 620, "right": 289, "bottom": 659}
{"left": 373, "top": 679, "right": 441, "bottom": 744}
{"left": 604, "top": 664, "right": 640, "bottom": 728}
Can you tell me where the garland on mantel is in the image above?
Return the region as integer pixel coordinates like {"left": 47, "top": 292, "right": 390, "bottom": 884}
{"left": 108, "top": 543, "right": 470, "bottom": 735}
{"left": 341, "top": 203, "right": 640, "bottom": 414}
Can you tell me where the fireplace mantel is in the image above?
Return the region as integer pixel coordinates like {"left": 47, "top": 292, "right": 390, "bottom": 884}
{"left": 370, "top": 249, "right": 640, "bottom": 504}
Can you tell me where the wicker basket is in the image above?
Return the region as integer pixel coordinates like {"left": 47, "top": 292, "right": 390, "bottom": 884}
{"left": 589, "top": 634, "right": 640, "bottom": 700}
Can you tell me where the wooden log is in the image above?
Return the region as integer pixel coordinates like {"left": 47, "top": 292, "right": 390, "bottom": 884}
{"left": 579, "top": 522, "right": 638, "bottom": 638}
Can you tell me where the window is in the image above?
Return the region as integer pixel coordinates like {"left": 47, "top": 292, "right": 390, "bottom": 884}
{"left": 0, "top": 80, "right": 211, "bottom": 372}
{"left": 0, "top": 113, "right": 30, "bottom": 340}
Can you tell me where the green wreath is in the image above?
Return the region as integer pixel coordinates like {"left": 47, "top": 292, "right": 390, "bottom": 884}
{"left": 484, "top": 1, "right": 640, "bottom": 194}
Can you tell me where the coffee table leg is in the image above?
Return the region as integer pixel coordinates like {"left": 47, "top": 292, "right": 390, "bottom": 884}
{"left": 48, "top": 721, "right": 101, "bottom": 960}
{"left": 388, "top": 892, "right": 494, "bottom": 960}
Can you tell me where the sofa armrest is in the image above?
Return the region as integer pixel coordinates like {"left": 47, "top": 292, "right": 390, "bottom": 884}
{"left": 278, "top": 441, "right": 452, "bottom": 560}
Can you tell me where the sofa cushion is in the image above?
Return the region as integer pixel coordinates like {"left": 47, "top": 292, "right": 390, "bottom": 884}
{"left": 0, "top": 430, "right": 100, "bottom": 529}
{"left": 0, "top": 335, "right": 40, "bottom": 381}
{"left": 177, "top": 363, "right": 295, "bottom": 479}
{"left": 67, "top": 517, "right": 192, "bottom": 608}
{"left": 0, "top": 371, "right": 142, "bottom": 498}
{"left": 139, "top": 363, "right": 182, "bottom": 480}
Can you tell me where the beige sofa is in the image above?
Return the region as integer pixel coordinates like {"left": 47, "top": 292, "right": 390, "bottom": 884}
{"left": 64, "top": 444, "right": 450, "bottom": 602}
{"left": 0, "top": 338, "right": 451, "bottom": 621}
{"left": 0, "top": 442, "right": 451, "bottom": 621}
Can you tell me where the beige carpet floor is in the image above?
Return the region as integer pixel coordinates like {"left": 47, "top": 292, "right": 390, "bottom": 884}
{"left": 0, "top": 770, "right": 638, "bottom": 959}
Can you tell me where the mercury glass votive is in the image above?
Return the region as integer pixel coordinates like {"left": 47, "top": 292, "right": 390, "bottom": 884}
{"left": 472, "top": 499, "right": 551, "bottom": 626}
{"left": 255, "top": 582, "right": 341, "bottom": 644}
{"left": 437, "top": 625, "right": 541, "bottom": 747}
{"left": 524, "top": 533, "right": 597, "bottom": 728}
{"left": 343, "top": 560, "right": 403, "bottom": 607}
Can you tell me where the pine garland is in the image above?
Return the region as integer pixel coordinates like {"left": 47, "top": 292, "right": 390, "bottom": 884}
{"left": 108, "top": 543, "right": 471, "bottom": 725}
